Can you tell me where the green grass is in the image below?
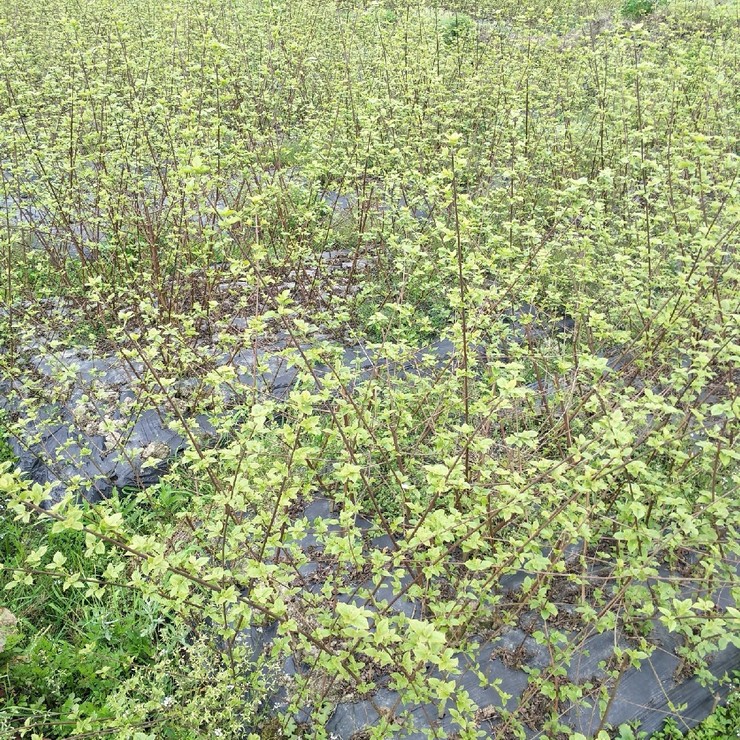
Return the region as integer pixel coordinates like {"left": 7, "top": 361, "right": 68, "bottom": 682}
{"left": 0, "top": 493, "right": 174, "bottom": 737}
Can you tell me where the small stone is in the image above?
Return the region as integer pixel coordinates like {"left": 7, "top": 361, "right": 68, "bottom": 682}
{"left": 0, "top": 608, "right": 18, "bottom": 652}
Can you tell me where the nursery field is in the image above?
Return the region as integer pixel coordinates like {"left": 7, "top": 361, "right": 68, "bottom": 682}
{"left": 0, "top": 0, "right": 738, "bottom": 737}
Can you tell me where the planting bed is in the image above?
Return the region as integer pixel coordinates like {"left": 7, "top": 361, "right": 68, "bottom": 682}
{"left": 0, "top": 0, "right": 737, "bottom": 738}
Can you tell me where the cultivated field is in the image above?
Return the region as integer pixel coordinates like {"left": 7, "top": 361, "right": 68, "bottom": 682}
{"left": 0, "top": 0, "right": 738, "bottom": 738}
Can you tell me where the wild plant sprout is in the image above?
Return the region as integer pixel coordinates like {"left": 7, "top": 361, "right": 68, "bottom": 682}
{"left": 0, "top": 0, "right": 738, "bottom": 738}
